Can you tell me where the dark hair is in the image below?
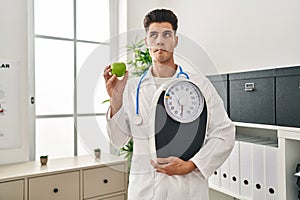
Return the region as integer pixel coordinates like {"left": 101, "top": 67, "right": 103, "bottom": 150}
{"left": 143, "top": 9, "right": 178, "bottom": 32}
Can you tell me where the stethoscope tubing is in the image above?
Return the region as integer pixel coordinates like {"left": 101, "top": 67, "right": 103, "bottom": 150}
{"left": 135, "top": 66, "right": 189, "bottom": 116}
{"left": 136, "top": 71, "right": 148, "bottom": 115}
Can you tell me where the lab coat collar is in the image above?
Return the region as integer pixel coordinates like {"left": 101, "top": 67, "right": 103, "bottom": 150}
{"left": 143, "top": 65, "right": 181, "bottom": 81}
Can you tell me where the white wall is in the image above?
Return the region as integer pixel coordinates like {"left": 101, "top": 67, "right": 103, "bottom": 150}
{"left": 127, "top": 0, "right": 161, "bottom": 31}
{"left": 0, "top": 0, "right": 33, "bottom": 164}
{"left": 0, "top": 0, "right": 298, "bottom": 164}
{"left": 127, "top": 0, "right": 300, "bottom": 74}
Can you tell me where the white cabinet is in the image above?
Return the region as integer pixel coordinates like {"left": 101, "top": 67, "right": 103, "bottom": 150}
{"left": 102, "top": 195, "right": 126, "bottom": 200}
{"left": 210, "top": 122, "right": 300, "bottom": 200}
{"left": 278, "top": 129, "right": 300, "bottom": 200}
{"left": 83, "top": 164, "right": 125, "bottom": 199}
{"left": 90, "top": 194, "right": 126, "bottom": 200}
{"left": 88, "top": 194, "right": 127, "bottom": 200}
{"left": 0, "top": 180, "right": 24, "bottom": 200}
{"left": 0, "top": 154, "right": 127, "bottom": 200}
{"left": 29, "top": 171, "right": 80, "bottom": 200}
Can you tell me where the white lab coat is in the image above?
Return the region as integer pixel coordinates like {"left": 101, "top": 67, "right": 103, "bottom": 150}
{"left": 106, "top": 67, "right": 235, "bottom": 200}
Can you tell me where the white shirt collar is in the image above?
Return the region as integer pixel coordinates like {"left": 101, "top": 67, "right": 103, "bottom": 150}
{"left": 144, "top": 65, "right": 181, "bottom": 81}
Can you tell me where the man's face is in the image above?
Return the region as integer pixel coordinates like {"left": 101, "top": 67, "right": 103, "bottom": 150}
{"left": 145, "top": 22, "right": 178, "bottom": 63}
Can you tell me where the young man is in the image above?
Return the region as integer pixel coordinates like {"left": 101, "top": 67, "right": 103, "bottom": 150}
{"left": 104, "top": 9, "right": 235, "bottom": 200}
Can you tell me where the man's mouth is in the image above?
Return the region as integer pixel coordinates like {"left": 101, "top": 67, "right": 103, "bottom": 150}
{"left": 154, "top": 48, "right": 166, "bottom": 52}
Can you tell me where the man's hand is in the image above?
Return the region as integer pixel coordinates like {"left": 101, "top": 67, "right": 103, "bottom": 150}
{"left": 150, "top": 156, "right": 196, "bottom": 176}
{"left": 103, "top": 65, "right": 128, "bottom": 116}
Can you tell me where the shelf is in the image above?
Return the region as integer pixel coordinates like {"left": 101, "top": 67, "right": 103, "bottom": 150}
{"left": 210, "top": 123, "right": 300, "bottom": 200}
{"left": 210, "top": 184, "right": 250, "bottom": 200}
{"left": 233, "top": 122, "right": 279, "bottom": 130}
{"left": 278, "top": 129, "right": 300, "bottom": 141}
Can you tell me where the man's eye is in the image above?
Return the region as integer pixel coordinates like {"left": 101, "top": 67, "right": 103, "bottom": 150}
{"left": 163, "top": 32, "right": 173, "bottom": 38}
{"left": 150, "top": 33, "right": 158, "bottom": 38}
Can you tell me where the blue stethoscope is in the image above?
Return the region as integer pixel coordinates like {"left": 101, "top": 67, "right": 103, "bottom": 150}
{"left": 133, "top": 66, "right": 190, "bottom": 125}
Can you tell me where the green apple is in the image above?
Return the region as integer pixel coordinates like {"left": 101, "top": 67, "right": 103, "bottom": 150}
{"left": 111, "top": 62, "right": 126, "bottom": 77}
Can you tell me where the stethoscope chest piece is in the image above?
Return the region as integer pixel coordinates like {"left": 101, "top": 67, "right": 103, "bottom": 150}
{"left": 133, "top": 114, "right": 143, "bottom": 125}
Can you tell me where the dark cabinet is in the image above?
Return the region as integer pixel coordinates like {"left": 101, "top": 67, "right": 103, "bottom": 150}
{"left": 229, "top": 70, "right": 276, "bottom": 125}
{"left": 276, "top": 67, "right": 300, "bottom": 127}
{"left": 207, "top": 74, "right": 228, "bottom": 112}
{"left": 208, "top": 66, "right": 300, "bottom": 128}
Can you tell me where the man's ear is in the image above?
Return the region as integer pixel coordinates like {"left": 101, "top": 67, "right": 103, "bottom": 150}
{"left": 144, "top": 37, "right": 149, "bottom": 48}
{"left": 174, "top": 36, "right": 179, "bottom": 48}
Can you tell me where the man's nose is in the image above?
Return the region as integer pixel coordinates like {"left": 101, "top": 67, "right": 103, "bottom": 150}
{"left": 156, "top": 35, "right": 165, "bottom": 45}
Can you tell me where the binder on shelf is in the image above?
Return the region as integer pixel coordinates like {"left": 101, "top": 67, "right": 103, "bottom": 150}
{"left": 240, "top": 138, "right": 273, "bottom": 199}
{"left": 209, "top": 168, "right": 220, "bottom": 187}
{"left": 252, "top": 142, "right": 266, "bottom": 200}
{"left": 220, "top": 156, "right": 230, "bottom": 191}
{"left": 239, "top": 141, "right": 253, "bottom": 199}
{"left": 265, "top": 144, "right": 278, "bottom": 200}
{"left": 229, "top": 141, "right": 240, "bottom": 195}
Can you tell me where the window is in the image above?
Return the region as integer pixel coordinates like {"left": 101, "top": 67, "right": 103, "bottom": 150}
{"left": 34, "top": 0, "right": 112, "bottom": 160}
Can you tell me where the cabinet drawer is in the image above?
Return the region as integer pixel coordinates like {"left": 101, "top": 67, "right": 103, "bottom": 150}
{"left": 276, "top": 75, "right": 300, "bottom": 127}
{"left": 102, "top": 194, "right": 126, "bottom": 200}
{"left": 0, "top": 180, "right": 24, "bottom": 200}
{"left": 29, "top": 171, "right": 79, "bottom": 200}
{"left": 229, "top": 77, "right": 275, "bottom": 124}
{"left": 83, "top": 164, "right": 125, "bottom": 199}
{"left": 92, "top": 194, "right": 126, "bottom": 200}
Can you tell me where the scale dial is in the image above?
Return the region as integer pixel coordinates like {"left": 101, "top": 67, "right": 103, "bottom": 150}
{"left": 164, "top": 80, "right": 204, "bottom": 123}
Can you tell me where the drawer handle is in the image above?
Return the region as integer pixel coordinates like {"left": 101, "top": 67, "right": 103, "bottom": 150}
{"left": 244, "top": 83, "right": 255, "bottom": 92}
{"left": 103, "top": 179, "right": 109, "bottom": 184}
{"left": 53, "top": 188, "right": 59, "bottom": 193}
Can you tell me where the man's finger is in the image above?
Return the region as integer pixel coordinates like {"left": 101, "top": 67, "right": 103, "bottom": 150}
{"left": 156, "top": 158, "right": 169, "bottom": 164}
{"left": 151, "top": 159, "right": 168, "bottom": 169}
{"left": 157, "top": 157, "right": 177, "bottom": 164}
{"left": 156, "top": 168, "right": 167, "bottom": 174}
{"left": 150, "top": 159, "right": 160, "bottom": 168}
{"left": 103, "top": 66, "right": 112, "bottom": 81}
{"left": 120, "top": 71, "right": 129, "bottom": 83}
{"left": 106, "top": 74, "right": 117, "bottom": 88}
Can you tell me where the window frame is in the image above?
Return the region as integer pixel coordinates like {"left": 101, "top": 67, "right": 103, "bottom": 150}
{"left": 30, "top": 0, "right": 120, "bottom": 160}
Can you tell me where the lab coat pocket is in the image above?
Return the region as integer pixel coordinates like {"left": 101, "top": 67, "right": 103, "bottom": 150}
{"left": 188, "top": 171, "right": 209, "bottom": 200}
{"left": 167, "top": 175, "right": 189, "bottom": 200}
{"left": 128, "top": 172, "right": 155, "bottom": 200}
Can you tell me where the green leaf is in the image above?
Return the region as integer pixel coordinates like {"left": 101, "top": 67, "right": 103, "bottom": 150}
{"left": 102, "top": 99, "right": 110, "bottom": 104}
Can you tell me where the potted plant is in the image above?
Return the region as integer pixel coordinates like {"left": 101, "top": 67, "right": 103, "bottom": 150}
{"left": 126, "top": 36, "right": 152, "bottom": 77}
{"left": 40, "top": 155, "right": 48, "bottom": 166}
{"left": 94, "top": 148, "right": 101, "bottom": 159}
